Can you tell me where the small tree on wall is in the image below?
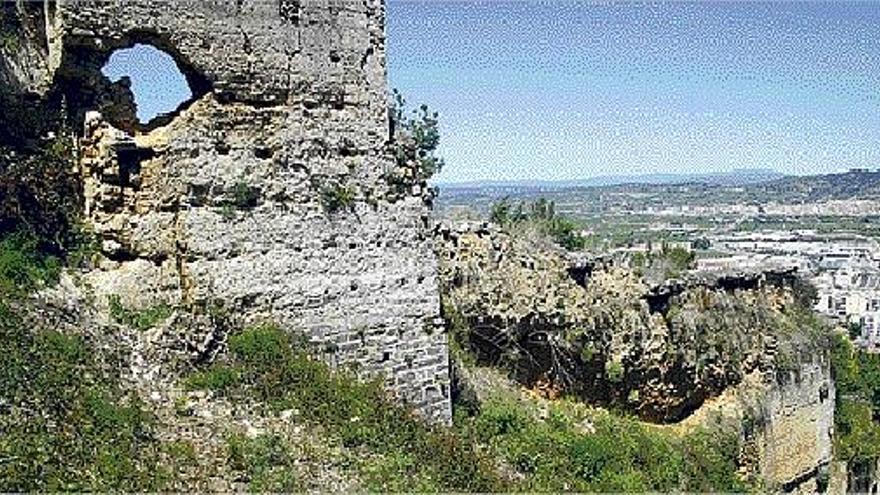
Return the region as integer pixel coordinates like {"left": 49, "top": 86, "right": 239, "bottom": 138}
{"left": 386, "top": 89, "right": 445, "bottom": 199}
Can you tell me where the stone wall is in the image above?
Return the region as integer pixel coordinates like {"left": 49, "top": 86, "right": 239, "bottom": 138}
{"left": 16, "top": 0, "right": 450, "bottom": 422}
{"left": 754, "top": 361, "right": 835, "bottom": 491}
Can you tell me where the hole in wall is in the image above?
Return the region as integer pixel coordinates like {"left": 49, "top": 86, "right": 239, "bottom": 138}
{"left": 254, "top": 146, "right": 272, "bottom": 160}
{"left": 54, "top": 30, "right": 212, "bottom": 134}
{"left": 101, "top": 43, "right": 193, "bottom": 129}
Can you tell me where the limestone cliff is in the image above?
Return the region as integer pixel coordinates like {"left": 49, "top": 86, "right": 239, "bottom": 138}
{"left": 437, "top": 222, "right": 835, "bottom": 489}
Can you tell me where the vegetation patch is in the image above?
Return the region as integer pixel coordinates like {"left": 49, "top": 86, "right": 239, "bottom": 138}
{"left": 185, "top": 323, "right": 751, "bottom": 492}
{"left": 831, "top": 332, "right": 880, "bottom": 481}
{"left": 490, "top": 197, "right": 586, "bottom": 250}
{"left": 218, "top": 181, "right": 260, "bottom": 219}
{"left": 457, "top": 396, "right": 748, "bottom": 492}
{"left": 186, "top": 324, "right": 504, "bottom": 492}
{"left": 108, "top": 294, "right": 173, "bottom": 331}
{"left": 0, "top": 231, "right": 61, "bottom": 297}
{"left": 630, "top": 244, "right": 695, "bottom": 279}
{"left": 1, "top": 136, "right": 81, "bottom": 249}
{"left": 226, "top": 432, "right": 305, "bottom": 492}
{"left": 321, "top": 184, "right": 357, "bottom": 213}
{"left": 389, "top": 89, "right": 445, "bottom": 184}
{"left": 0, "top": 303, "right": 168, "bottom": 491}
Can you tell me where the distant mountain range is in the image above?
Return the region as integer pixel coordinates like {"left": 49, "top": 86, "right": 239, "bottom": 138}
{"left": 747, "top": 168, "right": 880, "bottom": 202}
{"left": 438, "top": 168, "right": 785, "bottom": 190}
{"left": 437, "top": 168, "right": 880, "bottom": 209}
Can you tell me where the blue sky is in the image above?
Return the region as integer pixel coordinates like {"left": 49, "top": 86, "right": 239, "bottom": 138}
{"left": 386, "top": 1, "right": 880, "bottom": 183}
{"left": 102, "top": 44, "right": 192, "bottom": 123}
{"left": 104, "top": 2, "right": 880, "bottom": 183}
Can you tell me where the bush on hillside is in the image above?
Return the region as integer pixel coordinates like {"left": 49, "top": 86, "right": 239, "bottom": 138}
{"left": 489, "top": 197, "right": 586, "bottom": 250}
{"left": 0, "top": 304, "right": 168, "bottom": 491}
{"left": 0, "top": 135, "right": 82, "bottom": 252}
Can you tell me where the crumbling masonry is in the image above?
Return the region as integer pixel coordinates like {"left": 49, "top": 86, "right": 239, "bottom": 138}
{"left": 4, "top": 0, "right": 451, "bottom": 422}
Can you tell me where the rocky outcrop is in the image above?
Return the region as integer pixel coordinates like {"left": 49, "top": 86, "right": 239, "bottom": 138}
{"left": 1, "top": 0, "right": 450, "bottom": 422}
{"left": 437, "top": 222, "right": 836, "bottom": 488}
{"left": 735, "top": 362, "right": 836, "bottom": 491}
{"left": 437, "top": 222, "right": 828, "bottom": 421}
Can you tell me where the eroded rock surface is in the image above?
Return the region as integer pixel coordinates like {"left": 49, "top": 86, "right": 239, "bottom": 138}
{"left": 437, "top": 222, "right": 835, "bottom": 488}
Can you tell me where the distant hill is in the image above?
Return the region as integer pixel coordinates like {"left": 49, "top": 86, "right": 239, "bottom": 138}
{"left": 747, "top": 169, "right": 880, "bottom": 202}
{"left": 436, "top": 168, "right": 880, "bottom": 215}
{"left": 438, "top": 168, "right": 785, "bottom": 191}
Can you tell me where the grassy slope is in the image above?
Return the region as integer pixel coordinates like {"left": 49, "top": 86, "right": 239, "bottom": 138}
{"left": 0, "top": 229, "right": 750, "bottom": 492}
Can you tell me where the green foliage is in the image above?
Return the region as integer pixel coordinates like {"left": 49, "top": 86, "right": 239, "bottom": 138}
{"left": 229, "top": 181, "right": 260, "bottom": 208}
{"left": 164, "top": 439, "right": 198, "bottom": 464}
{"left": 185, "top": 364, "right": 241, "bottom": 394}
{"left": 604, "top": 360, "right": 625, "bottom": 383}
{"left": 0, "top": 31, "right": 17, "bottom": 53}
{"left": 0, "top": 231, "right": 60, "bottom": 297}
{"left": 691, "top": 237, "right": 711, "bottom": 250}
{"left": 0, "top": 303, "right": 167, "bottom": 491}
{"left": 321, "top": 184, "right": 356, "bottom": 213}
{"left": 459, "top": 398, "right": 748, "bottom": 492}
{"left": 663, "top": 246, "right": 695, "bottom": 273}
{"left": 186, "top": 324, "right": 503, "bottom": 492}
{"left": 489, "top": 197, "right": 587, "bottom": 250}
{"left": 678, "top": 427, "right": 748, "bottom": 492}
{"left": 626, "top": 244, "right": 695, "bottom": 279}
{"left": 218, "top": 181, "right": 260, "bottom": 218}
{"left": 226, "top": 433, "right": 304, "bottom": 492}
{"left": 848, "top": 321, "right": 864, "bottom": 340}
{"left": 1, "top": 135, "right": 81, "bottom": 249}
{"left": 835, "top": 400, "right": 880, "bottom": 462}
{"left": 108, "top": 294, "right": 173, "bottom": 331}
{"left": 831, "top": 333, "right": 880, "bottom": 464}
{"left": 184, "top": 324, "right": 749, "bottom": 492}
{"left": 489, "top": 197, "right": 526, "bottom": 226}
{"left": 0, "top": 10, "right": 19, "bottom": 54}
{"left": 389, "top": 88, "right": 445, "bottom": 182}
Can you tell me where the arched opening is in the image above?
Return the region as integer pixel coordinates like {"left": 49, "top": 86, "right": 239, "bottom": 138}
{"left": 101, "top": 43, "right": 195, "bottom": 130}
{"left": 49, "top": 30, "right": 212, "bottom": 134}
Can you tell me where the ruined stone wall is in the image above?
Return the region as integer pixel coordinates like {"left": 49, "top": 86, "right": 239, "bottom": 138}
{"left": 754, "top": 361, "right": 835, "bottom": 491}
{"left": 42, "top": 0, "right": 449, "bottom": 422}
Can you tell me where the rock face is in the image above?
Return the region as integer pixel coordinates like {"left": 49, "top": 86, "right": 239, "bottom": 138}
{"left": 750, "top": 362, "right": 835, "bottom": 491}
{"left": 437, "top": 222, "right": 836, "bottom": 488}
{"left": 437, "top": 223, "right": 827, "bottom": 421}
{"left": 2, "top": 0, "right": 450, "bottom": 422}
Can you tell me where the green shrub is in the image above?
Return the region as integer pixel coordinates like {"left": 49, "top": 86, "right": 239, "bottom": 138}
{"left": 184, "top": 364, "right": 241, "bottom": 393}
{"left": 604, "top": 360, "right": 625, "bottom": 383}
{"left": 488, "top": 197, "right": 586, "bottom": 250}
{"left": 662, "top": 246, "right": 695, "bottom": 273}
{"left": 187, "top": 324, "right": 749, "bottom": 493}
{"left": 679, "top": 428, "right": 748, "bottom": 492}
{"left": 229, "top": 181, "right": 260, "bottom": 208}
{"left": 389, "top": 89, "right": 445, "bottom": 182}
{"left": 216, "top": 182, "right": 260, "bottom": 219}
{"left": 0, "top": 231, "right": 60, "bottom": 297}
{"left": 831, "top": 333, "right": 880, "bottom": 464}
{"left": 0, "top": 32, "right": 17, "bottom": 53}
{"left": 108, "top": 294, "right": 173, "bottom": 331}
{"left": 321, "top": 184, "right": 356, "bottom": 213}
{"left": 1, "top": 135, "right": 81, "bottom": 248}
{"left": 226, "top": 433, "right": 303, "bottom": 492}
{"left": 187, "top": 324, "right": 504, "bottom": 492}
{"left": 459, "top": 398, "right": 746, "bottom": 492}
{"left": 0, "top": 303, "right": 168, "bottom": 491}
